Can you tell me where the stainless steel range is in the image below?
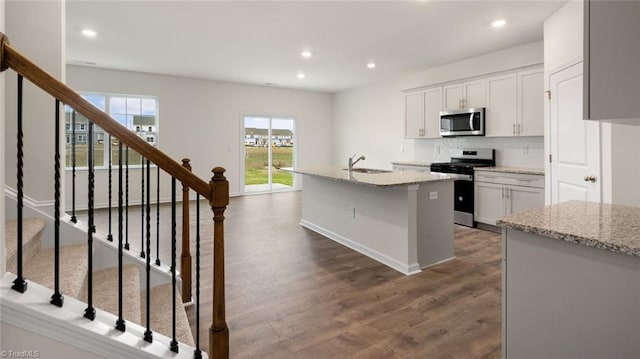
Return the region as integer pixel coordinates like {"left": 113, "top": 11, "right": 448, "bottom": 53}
{"left": 430, "top": 149, "right": 495, "bottom": 227}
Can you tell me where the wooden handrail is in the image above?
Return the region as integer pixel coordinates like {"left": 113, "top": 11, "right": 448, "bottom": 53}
{"left": 0, "top": 33, "right": 211, "bottom": 200}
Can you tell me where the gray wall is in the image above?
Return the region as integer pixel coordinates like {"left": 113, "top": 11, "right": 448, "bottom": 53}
{"left": 66, "top": 66, "right": 334, "bottom": 205}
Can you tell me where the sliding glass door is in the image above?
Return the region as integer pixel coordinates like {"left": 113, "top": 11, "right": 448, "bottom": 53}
{"left": 243, "top": 116, "right": 295, "bottom": 193}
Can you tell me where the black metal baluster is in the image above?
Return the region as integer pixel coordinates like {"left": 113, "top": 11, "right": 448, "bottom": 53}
{"left": 115, "top": 140, "right": 126, "bottom": 332}
{"left": 107, "top": 134, "right": 113, "bottom": 241}
{"left": 143, "top": 159, "right": 153, "bottom": 343}
{"left": 155, "top": 168, "right": 161, "bottom": 266}
{"left": 50, "top": 100, "right": 63, "bottom": 306}
{"left": 124, "top": 145, "right": 130, "bottom": 250}
{"left": 11, "top": 74, "right": 27, "bottom": 293}
{"left": 170, "top": 177, "right": 179, "bottom": 353}
{"left": 194, "top": 194, "right": 202, "bottom": 359}
{"left": 70, "top": 110, "right": 77, "bottom": 223}
{"left": 140, "top": 156, "right": 145, "bottom": 258}
{"left": 84, "top": 121, "right": 96, "bottom": 321}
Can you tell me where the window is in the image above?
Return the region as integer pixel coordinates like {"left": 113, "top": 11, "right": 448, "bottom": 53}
{"left": 65, "top": 94, "right": 158, "bottom": 168}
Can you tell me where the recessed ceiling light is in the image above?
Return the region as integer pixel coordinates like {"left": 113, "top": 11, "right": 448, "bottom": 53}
{"left": 491, "top": 19, "right": 506, "bottom": 28}
{"left": 301, "top": 51, "right": 312, "bottom": 58}
{"left": 367, "top": 62, "right": 376, "bottom": 69}
{"left": 297, "top": 72, "right": 305, "bottom": 79}
{"left": 82, "top": 29, "right": 97, "bottom": 37}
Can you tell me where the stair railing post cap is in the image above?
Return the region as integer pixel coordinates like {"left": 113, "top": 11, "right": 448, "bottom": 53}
{"left": 1, "top": 32, "right": 10, "bottom": 72}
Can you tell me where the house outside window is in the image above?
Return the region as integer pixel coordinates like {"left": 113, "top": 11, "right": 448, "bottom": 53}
{"left": 65, "top": 94, "right": 158, "bottom": 168}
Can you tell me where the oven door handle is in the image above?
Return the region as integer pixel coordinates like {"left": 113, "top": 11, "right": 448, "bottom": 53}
{"left": 454, "top": 174, "right": 473, "bottom": 181}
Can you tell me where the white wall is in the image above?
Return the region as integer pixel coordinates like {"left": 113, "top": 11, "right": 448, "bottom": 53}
{"left": 332, "top": 41, "right": 545, "bottom": 170}
{"left": 544, "top": 0, "right": 640, "bottom": 207}
{"left": 4, "top": 1, "right": 65, "bottom": 207}
{"left": 66, "top": 66, "right": 333, "bottom": 200}
{"left": 543, "top": 0, "right": 583, "bottom": 74}
{"left": 1, "top": 0, "right": 6, "bottom": 275}
{"left": 1, "top": 323, "right": 106, "bottom": 359}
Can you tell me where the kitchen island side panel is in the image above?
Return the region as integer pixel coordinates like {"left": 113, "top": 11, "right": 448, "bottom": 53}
{"left": 300, "top": 175, "right": 454, "bottom": 274}
{"left": 417, "top": 180, "right": 455, "bottom": 269}
{"left": 504, "top": 229, "right": 640, "bottom": 359}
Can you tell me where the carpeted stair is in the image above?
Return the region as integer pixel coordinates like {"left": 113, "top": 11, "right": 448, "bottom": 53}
{"left": 141, "top": 282, "right": 195, "bottom": 346}
{"left": 5, "top": 217, "right": 195, "bottom": 348}
{"left": 81, "top": 264, "right": 142, "bottom": 324}
{"left": 6, "top": 218, "right": 47, "bottom": 274}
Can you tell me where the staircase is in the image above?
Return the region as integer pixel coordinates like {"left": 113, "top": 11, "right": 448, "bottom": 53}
{"left": 1, "top": 31, "right": 229, "bottom": 358}
{"left": 4, "top": 216, "right": 195, "bottom": 348}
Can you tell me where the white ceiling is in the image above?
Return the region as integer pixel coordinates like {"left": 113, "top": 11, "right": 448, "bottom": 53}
{"left": 66, "top": 0, "right": 566, "bottom": 93}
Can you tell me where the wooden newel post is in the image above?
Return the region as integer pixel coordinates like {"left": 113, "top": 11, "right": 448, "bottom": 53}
{"left": 181, "top": 158, "right": 193, "bottom": 303}
{"left": 209, "top": 167, "right": 229, "bottom": 359}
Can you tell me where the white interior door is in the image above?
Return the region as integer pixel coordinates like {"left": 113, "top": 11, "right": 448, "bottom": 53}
{"left": 549, "top": 62, "right": 601, "bottom": 204}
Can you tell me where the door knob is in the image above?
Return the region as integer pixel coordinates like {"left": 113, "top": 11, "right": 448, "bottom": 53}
{"left": 584, "top": 175, "right": 597, "bottom": 183}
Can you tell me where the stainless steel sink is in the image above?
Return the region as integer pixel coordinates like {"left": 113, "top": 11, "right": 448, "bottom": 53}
{"left": 343, "top": 168, "right": 392, "bottom": 174}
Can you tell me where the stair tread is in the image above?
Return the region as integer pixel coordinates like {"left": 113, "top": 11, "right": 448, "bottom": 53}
{"left": 82, "top": 264, "right": 142, "bottom": 325}
{"left": 141, "top": 282, "right": 195, "bottom": 346}
{"left": 5, "top": 218, "right": 46, "bottom": 273}
{"left": 23, "top": 242, "right": 88, "bottom": 299}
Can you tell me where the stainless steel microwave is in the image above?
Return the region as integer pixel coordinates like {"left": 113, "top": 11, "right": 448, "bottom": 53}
{"left": 439, "top": 108, "right": 485, "bottom": 137}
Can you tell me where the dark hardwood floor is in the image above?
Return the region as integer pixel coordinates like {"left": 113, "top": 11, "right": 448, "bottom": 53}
{"left": 94, "top": 191, "right": 501, "bottom": 358}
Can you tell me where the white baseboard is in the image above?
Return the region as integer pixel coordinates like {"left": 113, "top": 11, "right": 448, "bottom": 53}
{"left": 420, "top": 256, "right": 456, "bottom": 270}
{"left": 300, "top": 219, "right": 421, "bottom": 276}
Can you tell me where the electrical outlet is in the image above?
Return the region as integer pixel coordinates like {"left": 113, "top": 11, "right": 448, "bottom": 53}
{"left": 349, "top": 206, "right": 356, "bottom": 218}
{"left": 429, "top": 191, "right": 438, "bottom": 200}
{"left": 400, "top": 145, "right": 404, "bottom": 153}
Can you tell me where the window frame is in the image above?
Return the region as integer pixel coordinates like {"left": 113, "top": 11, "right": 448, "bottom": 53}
{"left": 64, "top": 92, "right": 159, "bottom": 169}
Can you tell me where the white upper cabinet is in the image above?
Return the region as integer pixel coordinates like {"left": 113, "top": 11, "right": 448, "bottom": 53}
{"left": 443, "top": 79, "right": 485, "bottom": 111}
{"left": 404, "top": 66, "right": 543, "bottom": 139}
{"left": 517, "top": 68, "right": 544, "bottom": 136}
{"left": 443, "top": 83, "right": 463, "bottom": 111}
{"left": 485, "top": 67, "right": 544, "bottom": 137}
{"left": 404, "top": 86, "right": 443, "bottom": 139}
{"left": 584, "top": 0, "right": 640, "bottom": 122}
{"left": 462, "top": 79, "right": 486, "bottom": 109}
{"left": 405, "top": 91, "right": 425, "bottom": 138}
{"left": 424, "top": 86, "right": 443, "bottom": 138}
{"left": 486, "top": 73, "right": 518, "bottom": 137}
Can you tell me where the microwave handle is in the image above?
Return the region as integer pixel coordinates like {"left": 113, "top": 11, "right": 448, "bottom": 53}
{"left": 469, "top": 113, "right": 474, "bottom": 130}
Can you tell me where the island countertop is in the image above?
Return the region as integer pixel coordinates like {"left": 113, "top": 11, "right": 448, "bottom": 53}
{"left": 476, "top": 166, "right": 544, "bottom": 175}
{"left": 289, "top": 167, "right": 459, "bottom": 187}
{"left": 497, "top": 200, "right": 640, "bottom": 258}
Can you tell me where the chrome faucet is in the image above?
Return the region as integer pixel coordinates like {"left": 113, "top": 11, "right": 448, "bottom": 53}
{"left": 348, "top": 154, "right": 366, "bottom": 172}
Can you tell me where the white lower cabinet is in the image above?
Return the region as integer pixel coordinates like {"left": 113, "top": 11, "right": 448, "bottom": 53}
{"left": 474, "top": 171, "right": 544, "bottom": 225}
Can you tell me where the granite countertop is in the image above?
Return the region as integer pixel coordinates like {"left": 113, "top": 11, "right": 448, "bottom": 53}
{"left": 391, "top": 161, "right": 431, "bottom": 168}
{"left": 288, "top": 167, "right": 459, "bottom": 187}
{"left": 476, "top": 167, "right": 544, "bottom": 175}
{"left": 497, "top": 200, "right": 640, "bottom": 258}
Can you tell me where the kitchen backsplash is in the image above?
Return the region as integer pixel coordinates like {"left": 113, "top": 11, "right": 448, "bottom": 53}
{"left": 414, "top": 136, "right": 544, "bottom": 168}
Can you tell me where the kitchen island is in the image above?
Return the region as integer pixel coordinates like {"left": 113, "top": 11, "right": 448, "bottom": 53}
{"left": 498, "top": 200, "right": 640, "bottom": 359}
{"left": 290, "top": 168, "right": 458, "bottom": 275}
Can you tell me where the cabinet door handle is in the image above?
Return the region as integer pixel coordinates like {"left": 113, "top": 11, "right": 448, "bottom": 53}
{"left": 584, "top": 175, "right": 597, "bottom": 183}
{"left": 512, "top": 124, "right": 516, "bottom": 135}
{"left": 517, "top": 123, "right": 521, "bottom": 134}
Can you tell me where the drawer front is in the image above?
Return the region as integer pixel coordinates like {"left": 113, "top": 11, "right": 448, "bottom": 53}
{"left": 474, "top": 171, "right": 544, "bottom": 188}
